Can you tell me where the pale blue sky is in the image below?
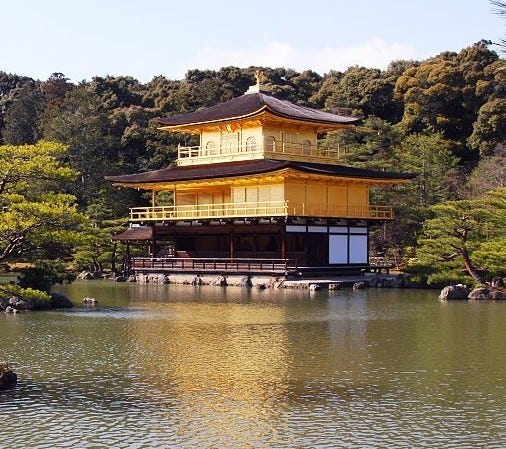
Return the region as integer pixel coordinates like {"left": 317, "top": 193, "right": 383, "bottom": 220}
{"left": 2, "top": 0, "right": 504, "bottom": 82}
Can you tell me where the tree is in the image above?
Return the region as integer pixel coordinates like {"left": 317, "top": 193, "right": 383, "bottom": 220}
{"left": 395, "top": 132, "right": 461, "bottom": 208}
{"left": 410, "top": 188, "right": 506, "bottom": 285}
{"left": 1, "top": 80, "right": 43, "bottom": 144}
{"left": 0, "top": 141, "right": 87, "bottom": 267}
{"left": 394, "top": 43, "right": 499, "bottom": 165}
{"left": 42, "top": 86, "right": 114, "bottom": 206}
{"left": 468, "top": 143, "right": 506, "bottom": 196}
{"left": 322, "top": 66, "right": 397, "bottom": 120}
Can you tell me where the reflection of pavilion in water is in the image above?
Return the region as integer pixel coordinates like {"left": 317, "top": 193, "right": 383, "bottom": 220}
{"left": 128, "top": 290, "right": 371, "bottom": 439}
{"left": 131, "top": 300, "right": 292, "bottom": 437}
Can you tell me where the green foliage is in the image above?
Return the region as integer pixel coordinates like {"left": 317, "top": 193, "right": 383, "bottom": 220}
{"left": 0, "top": 284, "right": 51, "bottom": 309}
{"left": 468, "top": 143, "right": 506, "bottom": 196}
{"left": 0, "top": 142, "right": 87, "bottom": 264}
{"left": 395, "top": 132, "right": 461, "bottom": 207}
{"left": 1, "top": 80, "right": 43, "bottom": 145}
{"left": 17, "top": 261, "right": 75, "bottom": 293}
{"left": 410, "top": 188, "right": 506, "bottom": 284}
{"left": 394, "top": 42, "right": 499, "bottom": 164}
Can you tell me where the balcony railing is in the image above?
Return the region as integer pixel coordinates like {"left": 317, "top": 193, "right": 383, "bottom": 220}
{"left": 129, "top": 201, "right": 394, "bottom": 221}
{"left": 131, "top": 257, "right": 297, "bottom": 274}
{"left": 176, "top": 140, "right": 347, "bottom": 166}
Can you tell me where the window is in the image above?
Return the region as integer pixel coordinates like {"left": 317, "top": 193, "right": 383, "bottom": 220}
{"left": 302, "top": 140, "right": 311, "bottom": 155}
{"left": 245, "top": 136, "right": 257, "bottom": 152}
{"left": 265, "top": 136, "right": 276, "bottom": 152}
{"left": 205, "top": 140, "right": 216, "bottom": 156}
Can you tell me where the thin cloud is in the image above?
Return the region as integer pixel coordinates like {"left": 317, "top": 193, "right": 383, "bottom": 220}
{"left": 179, "top": 38, "right": 420, "bottom": 76}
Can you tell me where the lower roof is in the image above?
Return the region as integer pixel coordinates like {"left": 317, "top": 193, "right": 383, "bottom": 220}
{"left": 105, "top": 160, "right": 415, "bottom": 186}
{"left": 112, "top": 226, "right": 153, "bottom": 241}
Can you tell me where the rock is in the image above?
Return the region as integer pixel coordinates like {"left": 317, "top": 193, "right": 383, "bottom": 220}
{"left": 50, "top": 292, "right": 74, "bottom": 309}
{"left": 328, "top": 283, "right": 341, "bottom": 290}
{"left": 4, "top": 306, "right": 18, "bottom": 314}
{"left": 115, "top": 276, "right": 127, "bottom": 282}
{"left": 439, "top": 284, "right": 471, "bottom": 300}
{"left": 490, "top": 289, "right": 506, "bottom": 300}
{"left": 191, "top": 276, "right": 202, "bottom": 286}
{"left": 82, "top": 297, "right": 98, "bottom": 305}
{"left": 10, "top": 298, "right": 29, "bottom": 310}
{"left": 215, "top": 275, "right": 227, "bottom": 286}
{"left": 468, "top": 287, "right": 506, "bottom": 300}
{"left": 353, "top": 282, "right": 366, "bottom": 290}
{"left": 240, "top": 276, "right": 252, "bottom": 287}
{"left": 0, "top": 362, "right": 17, "bottom": 390}
{"left": 491, "top": 277, "right": 505, "bottom": 288}
{"left": 309, "top": 284, "right": 320, "bottom": 291}
{"left": 77, "top": 271, "right": 102, "bottom": 280}
{"left": 127, "top": 275, "right": 137, "bottom": 283}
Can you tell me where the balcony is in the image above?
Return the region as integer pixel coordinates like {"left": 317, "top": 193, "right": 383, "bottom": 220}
{"left": 176, "top": 140, "right": 347, "bottom": 166}
{"left": 129, "top": 201, "right": 394, "bottom": 222}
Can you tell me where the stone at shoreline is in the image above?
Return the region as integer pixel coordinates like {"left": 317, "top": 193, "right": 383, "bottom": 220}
{"left": 1, "top": 292, "right": 73, "bottom": 311}
{"left": 77, "top": 271, "right": 103, "bottom": 280}
{"left": 82, "top": 297, "right": 99, "bottom": 305}
{"left": 491, "top": 277, "right": 505, "bottom": 288}
{"left": 0, "top": 362, "right": 17, "bottom": 390}
{"left": 439, "top": 284, "right": 471, "bottom": 300}
{"left": 468, "top": 287, "right": 506, "bottom": 300}
{"left": 353, "top": 282, "right": 366, "bottom": 290}
{"left": 50, "top": 292, "right": 74, "bottom": 309}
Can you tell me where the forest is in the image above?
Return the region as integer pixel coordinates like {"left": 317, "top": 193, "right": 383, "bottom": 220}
{"left": 0, "top": 40, "right": 505, "bottom": 296}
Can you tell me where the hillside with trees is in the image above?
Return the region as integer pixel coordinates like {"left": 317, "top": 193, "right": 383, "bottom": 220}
{"left": 0, "top": 41, "right": 504, "bottom": 286}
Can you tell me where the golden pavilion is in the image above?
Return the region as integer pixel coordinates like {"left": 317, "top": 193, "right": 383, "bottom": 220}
{"left": 107, "top": 79, "right": 413, "bottom": 277}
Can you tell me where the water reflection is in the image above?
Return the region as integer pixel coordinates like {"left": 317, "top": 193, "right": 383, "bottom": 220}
{"left": 1, "top": 282, "right": 505, "bottom": 448}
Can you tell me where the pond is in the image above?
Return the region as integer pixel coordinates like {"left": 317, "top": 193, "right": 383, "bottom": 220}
{"left": 1, "top": 281, "right": 505, "bottom": 448}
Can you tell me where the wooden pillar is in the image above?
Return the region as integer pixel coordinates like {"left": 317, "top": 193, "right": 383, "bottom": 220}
{"left": 151, "top": 225, "right": 157, "bottom": 257}
{"left": 281, "top": 227, "right": 286, "bottom": 260}
{"left": 229, "top": 228, "right": 234, "bottom": 260}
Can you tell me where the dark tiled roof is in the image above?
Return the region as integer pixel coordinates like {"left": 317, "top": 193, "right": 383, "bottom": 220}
{"left": 157, "top": 91, "right": 361, "bottom": 127}
{"left": 112, "top": 226, "right": 153, "bottom": 241}
{"left": 105, "top": 160, "right": 415, "bottom": 185}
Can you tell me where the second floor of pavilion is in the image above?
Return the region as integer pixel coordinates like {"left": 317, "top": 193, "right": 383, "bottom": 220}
{"left": 157, "top": 86, "right": 361, "bottom": 167}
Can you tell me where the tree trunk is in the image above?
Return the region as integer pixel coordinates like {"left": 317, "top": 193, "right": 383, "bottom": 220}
{"left": 462, "top": 249, "right": 484, "bottom": 284}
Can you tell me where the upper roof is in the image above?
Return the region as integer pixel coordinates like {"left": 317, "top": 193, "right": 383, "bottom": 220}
{"left": 105, "top": 159, "right": 415, "bottom": 186}
{"left": 157, "top": 91, "right": 361, "bottom": 128}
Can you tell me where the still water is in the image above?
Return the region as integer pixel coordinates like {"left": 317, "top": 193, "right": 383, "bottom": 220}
{"left": 1, "top": 281, "right": 505, "bottom": 448}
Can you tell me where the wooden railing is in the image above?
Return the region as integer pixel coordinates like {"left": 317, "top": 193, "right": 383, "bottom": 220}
{"left": 177, "top": 140, "right": 347, "bottom": 166}
{"left": 129, "top": 201, "right": 394, "bottom": 221}
{"left": 131, "top": 257, "right": 297, "bottom": 274}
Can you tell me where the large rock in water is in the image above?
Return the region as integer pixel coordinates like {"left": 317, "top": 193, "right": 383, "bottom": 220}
{"left": 468, "top": 287, "right": 506, "bottom": 300}
{"left": 439, "top": 284, "right": 471, "bottom": 300}
{"left": 0, "top": 362, "right": 17, "bottom": 390}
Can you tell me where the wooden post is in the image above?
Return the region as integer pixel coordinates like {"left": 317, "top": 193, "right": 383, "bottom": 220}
{"left": 229, "top": 229, "right": 234, "bottom": 260}
{"left": 281, "top": 227, "right": 286, "bottom": 260}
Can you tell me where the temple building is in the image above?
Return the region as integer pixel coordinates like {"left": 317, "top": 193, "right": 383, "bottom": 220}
{"left": 106, "top": 79, "right": 413, "bottom": 277}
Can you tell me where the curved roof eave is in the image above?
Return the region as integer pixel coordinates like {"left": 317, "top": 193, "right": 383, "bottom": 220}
{"left": 105, "top": 160, "right": 415, "bottom": 187}
{"left": 156, "top": 91, "right": 361, "bottom": 130}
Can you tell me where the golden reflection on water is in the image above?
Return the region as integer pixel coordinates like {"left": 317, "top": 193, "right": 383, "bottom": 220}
{"left": 128, "top": 302, "right": 292, "bottom": 435}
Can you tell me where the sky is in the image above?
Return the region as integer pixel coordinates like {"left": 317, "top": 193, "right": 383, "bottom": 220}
{"left": 2, "top": 0, "right": 504, "bottom": 83}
